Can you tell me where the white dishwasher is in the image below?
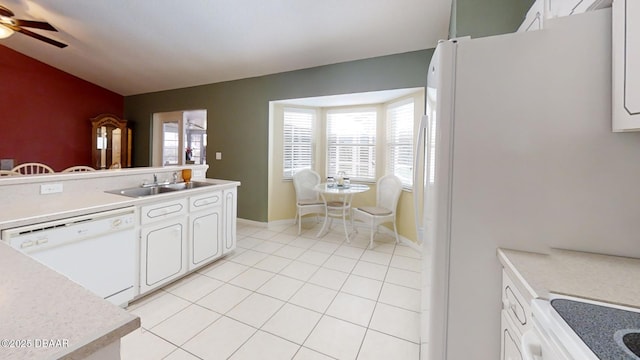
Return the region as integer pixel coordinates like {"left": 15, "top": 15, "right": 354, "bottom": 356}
{"left": 1, "top": 207, "right": 137, "bottom": 307}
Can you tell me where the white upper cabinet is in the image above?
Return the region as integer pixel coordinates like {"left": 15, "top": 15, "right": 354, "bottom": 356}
{"left": 519, "top": 0, "right": 611, "bottom": 32}
{"left": 518, "top": 0, "right": 545, "bottom": 32}
{"left": 613, "top": 0, "right": 640, "bottom": 131}
{"left": 549, "top": 0, "right": 612, "bottom": 17}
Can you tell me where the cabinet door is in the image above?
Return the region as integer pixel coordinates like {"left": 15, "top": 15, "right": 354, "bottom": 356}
{"left": 190, "top": 208, "right": 222, "bottom": 270}
{"left": 140, "top": 218, "right": 187, "bottom": 293}
{"left": 613, "top": 0, "right": 640, "bottom": 131}
{"left": 222, "top": 188, "right": 237, "bottom": 254}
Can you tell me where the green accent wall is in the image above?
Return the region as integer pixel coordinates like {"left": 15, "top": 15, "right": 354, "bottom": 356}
{"left": 452, "top": 0, "right": 535, "bottom": 38}
{"left": 124, "top": 49, "right": 433, "bottom": 222}
{"left": 124, "top": 0, "right": 533, "bottom": 222}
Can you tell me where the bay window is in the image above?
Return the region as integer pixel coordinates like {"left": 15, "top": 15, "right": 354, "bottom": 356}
{"left": 279, "top": 91, "right": 420, "bottom": 190}
{"left": 326, "top": 108, "right": 377, "bottom": 181}
{"left": 283, "top": 108, "right": 315, "bottom": 178}
{"left": 386, "top": 98, "right": 415, "bottom": 188}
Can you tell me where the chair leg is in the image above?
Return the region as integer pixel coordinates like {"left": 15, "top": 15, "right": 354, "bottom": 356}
{"left": 342, "top": 207, "right": 350, "bottom": 243}
{"left": 369, "top": 221, "right": 374, "bottom": 249}
{"left": 393, "top": 221, "right": 400, "bottom": 244}
{"left": 350, "top": 210, "right": 356, "bottom": 234}
{"left": 298, "top": 214, "right": 302, "bottom": 235}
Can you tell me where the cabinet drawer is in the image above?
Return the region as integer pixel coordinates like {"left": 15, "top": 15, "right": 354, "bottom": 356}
{"left": 141, "top": 199, "right": 188, "bottom": 224}
{"left": 190, "top": 191, "right": 222, "bottom": 211}
{"left": 502, "top": 270, "right": 530, "bottom": 334}
{"left": 501, "top": 310, "right": 523, "bottom": 360}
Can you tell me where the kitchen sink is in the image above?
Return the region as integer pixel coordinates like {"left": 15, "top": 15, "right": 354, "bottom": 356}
{"left": 106, "top": 186, "right": 179, "bottom": 198}
{"left": 106, "top": 181, "right": 216, "bottom": 198}
{"left": 161, "top": 181, "right": 216, "bottom": 190}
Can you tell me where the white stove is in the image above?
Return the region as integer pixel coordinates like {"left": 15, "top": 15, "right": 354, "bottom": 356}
{"left": 529, "top": 294, "right": 640, "bottom": 360}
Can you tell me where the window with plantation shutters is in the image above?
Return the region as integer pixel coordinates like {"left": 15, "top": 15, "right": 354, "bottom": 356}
{"left": 283, "top": 108, "right": 314, "bottom": 178}
{"left": 326, "top": 108, "right": 377, "bottom": 181}
{"left": 386, "top": 99, "right": 415, "bottom": 188}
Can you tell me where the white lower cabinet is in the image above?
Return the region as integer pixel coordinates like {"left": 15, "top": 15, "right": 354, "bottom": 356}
{"left": 501, "top": 310, "right": 524, "bottom": 360}
{"left": 189, "top": 191, "right": 223, "bottom": 271}
{"left": 190, "top": 209, "right": 222, "bottom": 268}
{"left": 500, "top": 270, "right": 533, "bottom": 360}
{"left": 141, "top": 219, "right": 187, "bottom": 293}
{"left": 139, "top": 198, "right": 188, "bottom": 294}
{"left": 137, "top": 186, "right": 238, "bottom": 297}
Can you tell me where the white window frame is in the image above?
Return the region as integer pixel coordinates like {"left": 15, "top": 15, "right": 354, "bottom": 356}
{"left": 282, "top": 107, "right": 315, "bottom": 179}
{"left": 386, "top": 98, "right": 415, "bottom": 189}
{"left": 326, "top": 107, "right": 377, "bottom": 182}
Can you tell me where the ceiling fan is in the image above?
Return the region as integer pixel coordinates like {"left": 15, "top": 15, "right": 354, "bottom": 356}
{"left": 0, "top": 5, "right": 67, "bottom": 48}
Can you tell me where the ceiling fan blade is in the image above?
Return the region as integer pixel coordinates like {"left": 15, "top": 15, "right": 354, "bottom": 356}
{"left": 13, "top": 19, "right": 57, "bottom": 31}
{"left": 0, "top": 6, "right": 14, "bottom": 17}
{"left": 16, "top": 27, "right": 67, "bottom": 48}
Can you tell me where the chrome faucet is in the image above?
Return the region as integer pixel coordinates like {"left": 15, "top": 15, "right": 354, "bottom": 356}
{"left": 142, "top": 173, "right": 166, "bottom": 188}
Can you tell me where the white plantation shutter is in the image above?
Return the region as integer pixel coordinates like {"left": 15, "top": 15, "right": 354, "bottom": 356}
{"left": 386, "top": 99, "right": 415, "bottom": 187}
{"left": 283, "top": 108, "right": 314, "bottom": 178}
{"left": 326, "top": 109, "right": 377, "bottom": 181}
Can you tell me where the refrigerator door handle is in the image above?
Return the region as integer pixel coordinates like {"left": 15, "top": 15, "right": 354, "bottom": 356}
{"left": 414, "top": 114, "right": 428, "bottom": 245}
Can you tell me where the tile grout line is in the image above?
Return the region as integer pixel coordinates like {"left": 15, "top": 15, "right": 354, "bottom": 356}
{"left": 227, "top": 224, "right": 337, "bottom": 360}
{"left": 125, "top": 223, "right": 420, "bottom": 360}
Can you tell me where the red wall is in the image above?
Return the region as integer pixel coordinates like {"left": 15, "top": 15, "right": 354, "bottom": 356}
{"left": 0, "top": 45, "right": 123, "bottom": 171}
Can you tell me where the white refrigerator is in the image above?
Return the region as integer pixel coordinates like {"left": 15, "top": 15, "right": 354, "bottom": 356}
{"left": 415, "top": 8, "right": 640, "bottom": 360}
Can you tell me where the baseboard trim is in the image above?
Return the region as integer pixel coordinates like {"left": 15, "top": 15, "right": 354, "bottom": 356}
{"left": 378, "top": 226, "right": 421, "bottom": 252}
{"left": 239, "top": 217, "right": 421, "bottom": 253}
{"left": 237, "top": 217, "right": 322, "bottom": 228}
{"left": 237, "top": 218, "right": 268, "bottom": 227}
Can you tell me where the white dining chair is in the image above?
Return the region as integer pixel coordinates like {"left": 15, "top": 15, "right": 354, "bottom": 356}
{"left": 61, "top": 166, "right": 96, "bottom": 173}
{"left": 292, "top": 169, "right": 325, "bottom": 235}
{"left": 352, "top": 174, "right": 403, "bottom": 249}
{"left": 0, "top": 170, "right": 21, "bottom": 176}
{"left": 12, "top": 162, "right": 54, "bottom": 175}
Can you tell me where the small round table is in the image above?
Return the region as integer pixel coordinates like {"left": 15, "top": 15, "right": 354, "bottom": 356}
{"left": 313, "top": 183, "right": 370, "bottom": 242}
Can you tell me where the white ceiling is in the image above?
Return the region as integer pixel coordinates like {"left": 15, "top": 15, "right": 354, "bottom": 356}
{"left": 1, "top": 0, "right": 451, "bottom": 96}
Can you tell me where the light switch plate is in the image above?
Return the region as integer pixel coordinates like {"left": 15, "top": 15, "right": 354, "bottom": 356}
{"left": 41, "top": 183, "right": 63, "bottom": 194}
{"left": 216, "top": 152, "right": 222, "bottom": 160}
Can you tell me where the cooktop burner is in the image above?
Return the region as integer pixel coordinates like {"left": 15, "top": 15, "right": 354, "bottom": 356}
{"left": 551, "top": 299, "right": 640, "bottom": 359}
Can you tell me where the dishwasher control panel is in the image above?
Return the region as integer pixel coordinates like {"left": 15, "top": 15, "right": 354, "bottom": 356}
{"left": 1, "top": 207, "right": 136, "bottom": 252}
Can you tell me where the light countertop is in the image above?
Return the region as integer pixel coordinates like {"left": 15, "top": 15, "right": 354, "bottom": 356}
{"left": 0, "top": 242, "right": 140, "bottom": 360}
{"left": 0, "top": 179, "right": 240, "bottom": 231}
{"left": 498, "top": 248, "right": 640, "bottom": 309}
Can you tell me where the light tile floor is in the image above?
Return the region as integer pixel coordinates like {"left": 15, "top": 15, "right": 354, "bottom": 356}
{"left": 123, "top": 221, "right": 422, "bottom": 360}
